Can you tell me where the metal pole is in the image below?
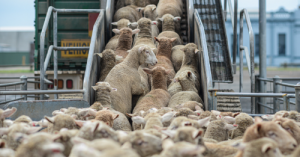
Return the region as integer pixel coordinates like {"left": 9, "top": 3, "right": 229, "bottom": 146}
{"left": 273, "top": 76, "right": 280, "bottom": 113}
{"left": 255, "top": 75, "right": 260, "bottom": 113}
{"left": 239, "top": 44, "right": 243, "bottom": 93}
{"left": 20, "top": 75, "right": 27, "bottom": 100}
{"left": 295, "top": 83, "right": 300, "bottom": 112}
{"left": 53, "top": 11, "right": 58, "bottom": 99}
{"left": 259, "top": 0, "right": 267, "bottom": 113}
{"left": 232, "top": 0, "right": 238, "bottom": 74}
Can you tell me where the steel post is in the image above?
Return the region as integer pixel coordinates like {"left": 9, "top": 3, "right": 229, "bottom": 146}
{"left": 20, "top": 75, "right": 27, "bottom": 100}
{"left": 273, "top": 76, "right": 280, "bottom": 113}
{"left": 283, "top": 95, "right": 290, "bottom": 111}
{"left": 259, "top": 0, "right": 267, "bottom": 113}
{"left": 239, "top": 45, "right": 243, "bottom": 93}
{"left": 255, "top": 75, "right": 260, "bottom": 113}
{"left": 295, "top": 83, "right": 300, "bottom": 112}
{"left": 212, "top": 91, "right": 217, "bottom": 110}
{"left": 232, "top": 0, "right": 238, "bottom": 74}
{"left": 53, "top": 11, "right": 58, "bottom": 99}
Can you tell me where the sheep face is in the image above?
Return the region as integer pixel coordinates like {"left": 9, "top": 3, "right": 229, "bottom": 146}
{"left": 95, "top": 110, "right": 119, "bottom": 127}
{"left": 138, "top": 45, "right": 157, "bottom": 66}
{"left": 45, "top": 114, "right": 79, "bottom": 134}
{"left": 243, "top": 118, "right": 297, "bottom": 154}
{"left": 158, "top": 14, "right": 181, "bottom": 31}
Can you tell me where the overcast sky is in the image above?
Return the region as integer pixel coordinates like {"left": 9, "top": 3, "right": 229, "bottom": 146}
{"left": 0, "top": 0, "right": 299, "bottom": 27}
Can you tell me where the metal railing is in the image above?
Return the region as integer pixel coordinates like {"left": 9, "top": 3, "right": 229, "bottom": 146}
{"left": 256, "top": 76, "right": 300, "bottom": 113}
{"left": 0, "top": 76, "right": 51, "bottom": 104}
{"left": 194, "top": 10, "right": 213, "bottom": 110}
{"left": 239, "top": 9, "right": 255, "bottom": 113}
{"left": 82, "top": 10, "right": 105, "bottom": 104}
{"left": 39, "top": 7, "right": 101, "bottom": 100}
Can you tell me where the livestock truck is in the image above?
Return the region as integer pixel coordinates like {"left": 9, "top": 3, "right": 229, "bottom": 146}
{"left": 3, "top": 0, "right": 248, "bottom": 120}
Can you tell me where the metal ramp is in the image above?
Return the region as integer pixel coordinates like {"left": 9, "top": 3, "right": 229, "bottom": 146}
{"left": 194, "top": 0, "right": 233, "bottom": 83}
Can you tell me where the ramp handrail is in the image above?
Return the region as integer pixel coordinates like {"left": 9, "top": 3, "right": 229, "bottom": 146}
{"left": 239, "top": 9, "right": 255, "bottom": 113}
{"left": 82, "top": 10, "right": 105, "bottom": 104}
{"left": 39, "top": 7, "right": 101, "bottom": 99}
{"left": 194, "top": 10, "right": 213, "bottom": 110}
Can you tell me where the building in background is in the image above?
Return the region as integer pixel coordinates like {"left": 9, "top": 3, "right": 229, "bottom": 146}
{"left": 225, "top": 7, "right": 300, "bottom": 67}
{"left": 0, "top": 27, "right": 34, "bottom": 66}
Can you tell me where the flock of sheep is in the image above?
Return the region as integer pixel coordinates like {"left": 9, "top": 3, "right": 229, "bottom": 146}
{"left": 1, "top": 0, "right": 300, "bottom": 157}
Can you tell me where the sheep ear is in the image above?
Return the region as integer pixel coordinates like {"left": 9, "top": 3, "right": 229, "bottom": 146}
{"left": 282, "top": 112, "right": 289, "bottom": 117}
{"left": 115, "top": 55, "right": 123, "bottom": 61}
{"left": 112, "top": 114, "right": 119, "bottom": 120}
{"left": 132, "top": 29, "right": 140, "bottom": 34}
{"left": 98, "top": 53, "right": 103, "bottom": 58}
{"left": 161, "top": 130, "right": 176, "bottom": 138}
{"left": 157, "top": 18, "right": 163, "bottom": 22}
{"left": 255, "top": 117, "right": 263, "bottom": 123}
{"left": 2, "top": 107, "right": 17, "bottom": 118}
{"left": 188, "top": 115, "right": 199, "bottom": 120}
{"left": 129, "top": 22, "right": 138, "bottom": 27}
{"left": 233, "top": 112, "right": 240, "bottom": 117}
{"left": 187, "top": 72, "right": 192, "bottom": 78}
{"left": 162, "top": 112, "right": 176, "bottom": 123}
{"left": 138, "top": 46, "right": 145, "bottom": 53}
{"left": 232, "top": 142, "right": 246, "bottom": 150}
{"left": 170, "top": 38, "right": 177, "bottom": 43}
{"left": 52, "top": 110, "right": 65, "bottom": 116}
{"left": 28, "top": 127, "right": 42, "bottom": 134}
{"left": 262, "top": 143, "right": 273, "bottom": 153}
{"left": 112, "top": 29, "right": 121, "bottom": 34}
{"left": 0, "top": 128, "right": 9, "bottom": 136}
{"left": 254, "top": 123, "right": 262, "bottom": 135}
{"left": 92, "top": 122, "right": 100, "bottom": 133}
{"left": 151, "top": 21, "right": 157, "bottom": 25}
{"left": 224, "top": 124, "right": 238, "bottom": 131}
{"left": 45, "top": 116, "right": 55, "bottom": 124}
{"left": 39, "top": 119, "right": 49, "bottom": 127}
{"left": 193, "top": 130, "right": 203, "bottom": 139}
{"left": 154, "top": 37, "right": 160, "bottom": 42}
{"left": 111, "top": 22, "right": 118, "bottom": 26}
{"left": 197, "top": 117, "right": 210, "bottom": 127}
{"left": 152, "top": 7, "right": 156, "bottom": 11}
{"left": 194, "top": 49, "right": 200, "bottom": 54}
{"left": 126, "top": 113, "right": 134, "bottom": 118}
{"left": 132, "top": 116, "right": 146, "bottom": 125}
{"left": 136, "top": 7, "right": 145, "bottom": 12}
{"left": 173, "top": 16, "right": 181, "bottom": 21}
{"left": 75, "top": 120, "right": 86, "bottom": 128}
{"left": 0, "top": 141, "right": 5, "bottom": 148}
{"left": 143, "top": 68, "right": 153, "bottom": 74}
{"left": 92, "top": 86, "right": 98, "bottom": 91}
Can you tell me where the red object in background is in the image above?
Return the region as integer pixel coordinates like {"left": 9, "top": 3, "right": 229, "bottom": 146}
{"left": 66, "top": 79, "right": 73, "bottom": 89}
{"left": 88, "top": 13, "right": 99, "bottom": 37}
{"left": 48, "top": 79, "right": 54, "bottom": 89}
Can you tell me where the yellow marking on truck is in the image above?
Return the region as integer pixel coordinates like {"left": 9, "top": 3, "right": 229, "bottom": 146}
{"left": 61, "top": 39, "right": 90, "bottom": 58}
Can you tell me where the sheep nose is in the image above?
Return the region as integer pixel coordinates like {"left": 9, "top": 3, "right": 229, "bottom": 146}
{"left": 293, "top": 144, "right": 297, "bottom": 148}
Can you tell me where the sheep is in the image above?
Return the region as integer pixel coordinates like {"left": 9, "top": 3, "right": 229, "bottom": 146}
{"left": 157, "top": 0, "right": 183, "bottom": 18}
{"left": 160, "top": 126, "right": 203, "bottom": 144}
{"left": 113, "top": 28, "right": 140, "bottom": 63}
{"left": 204, "top": 120, "right": 238, "bottom": 142}
{"left": 211, "top": 110, "right": 240, "bottom": 118}
{"left": 14, "top": 132, "right": 65, "bottom": 157}
{"left": 124, "top": 130, "right": 163, "bottom": 157}
{"left": 0, "top": 123, "right": 42, "bottom": 150}
{"left": 175, "top": 101, "right": 204, "bottom": 112}
{"left": 152, "top": 37, "right": 177, "bottom": 85}
{"left": 168, "top": 43, "right": 200, "bottom": 95}
{"left": 114, "top": 5, "right": 143, "bottom": 22}
{"left": 99, "top": 148, "right": 140, "bottom": 157}
{"left": 106, "top": 19, "right": 138, "bottom": 51}
{"left": 131, "top": 112, "right": 176, "bottom": 130}
{"left": 230, "top": 113, "right": 254, "bottom": 139}
{"left": 0, "top": 148, "right": 14, "bottom": 157}
{"left": 13, "top": 115, "right": 33, "bottom": 126}
{"left": 143, "top": 5, "right": 158, "bottom": 21}
{"left": 168, "top": 116, "right": 210, "bottom": 130}
{"left": 53, "top": 129, "right": 79, "bottom": 156}
{"left": 243, "top": 117, "right": 297, "bottom": 154}
{"left": 233, "top": 138, "right": 283, "bottom": 157}
{"left": 273, "top": 117, "right": 300, "bottom": 144}
{"left": 71, "top": 137, "right": 121, "bottom": 151}
{"left": 129, "top": 66, "right": 172, "bottom": 130}
{"left": 89, "top": 102, "right": 104, "bottom": 111}
{"left": 134, "top": 18, "right": 157, "bottom": 48}
{"left": 157, "top": 14, "right": 181, "bottom": 34}
{"left": 0, "top": 107, "right": 17, "bottom": 128}
{"left": 104, "top": 44, "right": 157, "bottom": 115}
{"left": 98, "top": 49, "right": 117, "bottom": 81}
{"left": 287, "top": 110, "right": 300, "bottom": 122}
{"left": 171, "top": 45, "right": 185, "bottom": 72}
{"left": 158, "top": 140, "right": 205, "bottom": 157}
{"left": 91, "top": 82, "right": 132, "bottom": 131}
{"left": 157, "top": 31, "right": 183, "bottom": 47}
{"left": 116, "top": 0, "right": 132, "bottom": 11}
{"left": 44, "top": 114, "right": 79, "bottom": 134}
